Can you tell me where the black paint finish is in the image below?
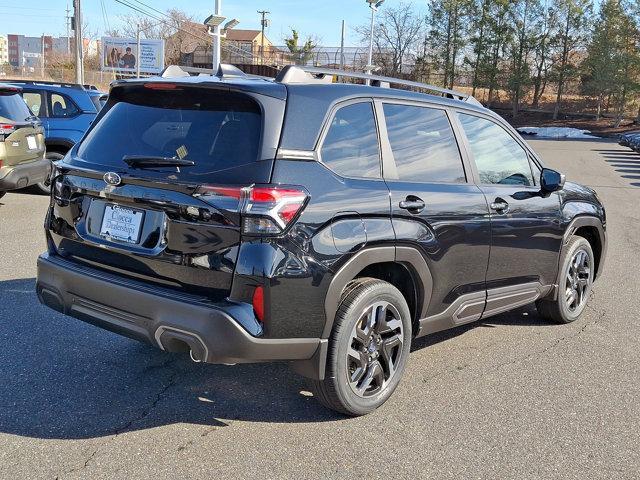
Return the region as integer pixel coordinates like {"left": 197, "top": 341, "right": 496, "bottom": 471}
{"left": 38, "top": 73, "right": 607, "bottom": 373}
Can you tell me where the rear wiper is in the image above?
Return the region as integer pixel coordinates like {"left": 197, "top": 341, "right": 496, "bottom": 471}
{"left": 122, "top": 155, "right": 195, "bottom": 168}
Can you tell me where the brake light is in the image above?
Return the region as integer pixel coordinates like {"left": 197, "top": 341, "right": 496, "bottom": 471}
{"left": 194, "top": 184, "right": 308, "bottom": 235}
{"left": 244, "top": 186, "right": 308, "bottom": 234}
{"left": 144, "top": 83, "right": 178, "bottom": 90}
{"left": 252, "top": 286, "right": 265, "bottom": 322}
{"left": 0, "top": 123, "right": 15, "bottom": 135}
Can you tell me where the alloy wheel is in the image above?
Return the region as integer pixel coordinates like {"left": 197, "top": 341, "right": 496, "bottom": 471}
{"left": 346, "top": 301, "right": 404, "bottom": 398}
{"left": 565, "top": 248, "right": 591, "bottom": 312}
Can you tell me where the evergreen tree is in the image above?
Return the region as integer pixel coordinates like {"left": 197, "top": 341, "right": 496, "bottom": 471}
{"left": 427, "top": 0, "right": 471, "bottom": 89}
{"left": 551, "top": 0, "right": 592, "bottom": 119}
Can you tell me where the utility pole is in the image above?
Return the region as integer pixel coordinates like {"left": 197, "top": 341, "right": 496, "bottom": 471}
{"left": 136, "top": 24, "right": 141, "bottom": 78}
{"left": 212, "top": 0, "right": 221, "bottom": 72}
{"left": 257, "top": 10, "right": 270, "bottom": 65}
{"left": 73, "top": 0, "right": 84, "bottom": 84}
{"left": 41, "top": 34, "right": 45, "bottom": 78}
{"left": 66, "top": 4, "right": 71, "bottom": 56}
{"left": 340, "top": 20, "right": 345, "bottom": 71}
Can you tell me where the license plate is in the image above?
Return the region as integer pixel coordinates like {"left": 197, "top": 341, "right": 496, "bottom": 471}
{"left": 100, "top": 204, "right": 145, "bottom": 244}
{"left": 26, "top": 135, "right": 37, "bottom": 150}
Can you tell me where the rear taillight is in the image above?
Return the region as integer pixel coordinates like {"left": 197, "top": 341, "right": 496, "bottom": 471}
{"left": 195, "top": 184, "right": 308, "bottom": 235}
{"left": 0, "top": 123, "right": 15, "bottom": 138}
{"left": 243, "top": 187, "right": 308, "bottom": 234}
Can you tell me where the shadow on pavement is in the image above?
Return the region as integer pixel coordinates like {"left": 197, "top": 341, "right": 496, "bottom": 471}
{"left": 0, "top": 278, "right": 553, "bottom": 440}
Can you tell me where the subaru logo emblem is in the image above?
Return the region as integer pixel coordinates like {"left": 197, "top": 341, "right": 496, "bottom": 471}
{"left": 103, "top": 172, "right": 121, "bottom": 186}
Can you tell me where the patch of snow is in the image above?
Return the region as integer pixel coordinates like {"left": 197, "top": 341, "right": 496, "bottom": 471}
{"left": 517, "top": 126, "right": 596, "bottom": 138}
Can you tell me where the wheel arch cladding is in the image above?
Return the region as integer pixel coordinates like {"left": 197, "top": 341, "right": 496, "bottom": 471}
{"left": 563, "top": 215, "right": 606, "bottom": 280}
{"left": 323, "top": 246, "right": 433, "bottom": 338}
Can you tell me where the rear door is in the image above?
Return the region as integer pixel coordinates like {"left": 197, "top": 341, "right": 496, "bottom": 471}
{"left": 379, "top": 100, "right": 491, "bottom": 325}
{"left": 48, "top": 82, "right": 286, "bottom": 300}
{"left": 455, "top": 112, "right": 563, "bottom": 299}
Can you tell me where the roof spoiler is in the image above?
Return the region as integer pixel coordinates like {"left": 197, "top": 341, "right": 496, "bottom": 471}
{"left": 160, "top": 64, "right": 248, "bottom": 79}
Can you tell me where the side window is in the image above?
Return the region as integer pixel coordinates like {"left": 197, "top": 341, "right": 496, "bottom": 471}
{"left": 320, "top": 102, "right": 381, "bottom": 178}
{"left": 49, "top": 93, "right": 80, "bottom": 118}
{"left": 458, "top": 113, "right": 534, "bottom": 186}
{"left": 22, "top": 91, "right": 43, "bottom": 117}
{"left": 383, "top": 103, "right": 466, "bottom": 183}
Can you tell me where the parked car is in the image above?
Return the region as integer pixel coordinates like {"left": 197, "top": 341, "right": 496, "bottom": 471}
{"left": 619, "top": 131, "right": 640, "bottom": 147}
{"left": 628, "top": 134, "right": 640, "bottom": 152}
{"left": 7, "top": 80, "right": 106, "bottom": 193}
{"left": 0, "top": 83, "right": 47, "bottom": 199}
{"left": 36, "top": 65, "right": 607, "bottom": 416}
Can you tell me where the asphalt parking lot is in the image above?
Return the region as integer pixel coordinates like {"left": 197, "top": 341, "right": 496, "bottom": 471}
{"left": 0, "top": 138, "right": 639, "bottom": 479}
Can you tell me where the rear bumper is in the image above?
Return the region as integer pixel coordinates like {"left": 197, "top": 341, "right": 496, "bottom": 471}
{"left": 36, "top": 253, "right": 327, "bottom": 376}
{"left": 0, "top": 156, "right": 50, "bottom": 190}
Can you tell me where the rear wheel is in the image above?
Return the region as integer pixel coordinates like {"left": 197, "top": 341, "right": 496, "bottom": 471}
{"left": 310, "top": 278, "right": 412, "bottom": 416}
{"left": 536, "top": 236, "right": 594, "bottom": 323}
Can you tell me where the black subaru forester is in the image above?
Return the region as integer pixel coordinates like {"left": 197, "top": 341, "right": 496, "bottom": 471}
{"left": 36, "top": 65, "right": 606, "bottom": 416}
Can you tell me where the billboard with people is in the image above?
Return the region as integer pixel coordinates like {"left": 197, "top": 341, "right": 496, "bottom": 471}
{"left": 100, "top": 37, "right": 164, "bottom": 74}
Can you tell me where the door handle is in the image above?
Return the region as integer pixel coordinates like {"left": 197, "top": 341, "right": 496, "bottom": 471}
{"left": 399, "top": 196, "right": 425, "bottom": 213}
{"left": 490, "top": 198, "right": 509, "bottom": 213}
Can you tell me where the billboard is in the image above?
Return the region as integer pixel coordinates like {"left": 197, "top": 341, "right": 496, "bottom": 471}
{"left": 100, "top": 37, "right": 164, "bottom": 74}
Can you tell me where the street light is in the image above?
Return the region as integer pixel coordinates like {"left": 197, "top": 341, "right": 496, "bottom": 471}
{"left": 365, "top": 0, "right": 384, "bottom": 82}
{"left": 204, "top": 4, "right": 239, "bottom": 72}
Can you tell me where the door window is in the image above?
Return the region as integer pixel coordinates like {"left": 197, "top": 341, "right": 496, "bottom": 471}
{"left": 458, "top": 113, "right": 534, "bottom": 186}
{"left": 49, "top": 93, "right": 80, "bottom": 118}
{"left": 320, "top": 102, "right": 381, "bottom": 178}
{"left": 383, "top": 103, "right": 466, "bottom": 183}
{"left": 22, "top": 91, "right": 44, "bottom": 117}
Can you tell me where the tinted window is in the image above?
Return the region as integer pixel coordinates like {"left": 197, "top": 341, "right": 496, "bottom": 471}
{"left": 383, "top": 104, "right": 465, "bottom": 183}
{"left": 458, "top": 113, "right": 533, "bottom": 186}
{"left": 23, "top": 91, "right": 43, "bottom": 117}
{"left": 49, "top": 93, "right": 80, "bottom": 117}
{"left": 0, "top": 92, "right": 32, "bottom": 122}
{"left": 320, "top": 102, "right": 380, "bottom": 178}
{"left": 77, "top": 87, "right": 261, "bottom": 178}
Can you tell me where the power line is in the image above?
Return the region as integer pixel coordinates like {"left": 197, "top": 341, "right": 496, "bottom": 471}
{"left": 113, "top": 0, "right": 211, "bottom": 44}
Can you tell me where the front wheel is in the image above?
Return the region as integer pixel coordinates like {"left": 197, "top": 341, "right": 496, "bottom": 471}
{"left": 310, "top": 278, "right": 412, "bottom": 416}
{"left": 536, "top": 235, "right": 594, "bottom": 323}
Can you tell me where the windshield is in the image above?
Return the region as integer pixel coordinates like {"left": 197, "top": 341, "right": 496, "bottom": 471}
{"left": 77, "top": 86, "right": 262, "bottom": 179}
{"left": 0, "top": 92, "right": 33, "bottom": 122}
{"left": 89, "top": 94, "right": 108, "bottom": 111}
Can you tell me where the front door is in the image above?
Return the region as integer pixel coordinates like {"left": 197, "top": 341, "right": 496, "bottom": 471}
{"left": 379, "top": 101, "right": 491, "bottom": 329}
{"left": 455, "top": 112, "right": 563, "bottom": 311}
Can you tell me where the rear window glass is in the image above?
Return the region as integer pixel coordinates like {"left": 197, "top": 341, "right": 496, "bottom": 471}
{"left": 320, "top": 102, "right": 380, "bottom": 178}
{"left": 77, "top": 86, "right": 262, "bottom": 175}
{"left": 0, "top": 92, "right": 33, "bottom": 122}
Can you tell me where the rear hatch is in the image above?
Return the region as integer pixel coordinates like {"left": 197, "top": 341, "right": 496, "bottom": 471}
{"left": 0, "top": 86, "right": 45, "bottom": 167}
{"left": 48, "top": 80, "right": 286, "bottom": 300}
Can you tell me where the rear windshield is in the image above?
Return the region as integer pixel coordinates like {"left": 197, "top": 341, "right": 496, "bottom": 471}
{"left": 0, "top": 92, "right": 33, "bottom": 122}
{"left": 77, "top": 86, "right": 262, "bottom": 175}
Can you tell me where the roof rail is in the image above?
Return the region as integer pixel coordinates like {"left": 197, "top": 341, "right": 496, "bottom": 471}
{"left": 275, "top": 65, "right": 482, "bottom": 106}
{"left": 3, "top": 79, "right": 88, "bottom": 90}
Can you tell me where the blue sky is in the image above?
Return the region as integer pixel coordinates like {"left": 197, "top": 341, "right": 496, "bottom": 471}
{"left": 0, "top": 0, "right": 422, "bottom": 46}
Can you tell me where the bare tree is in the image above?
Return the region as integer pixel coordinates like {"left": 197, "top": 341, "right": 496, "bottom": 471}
{"left": 357, "top": 2, "right": 423, "bottom": 76}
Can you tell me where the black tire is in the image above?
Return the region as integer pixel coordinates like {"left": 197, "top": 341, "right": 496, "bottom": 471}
{"left": 34, "top": 152, "right": 64, "bottom": 195}
{"left": 310, "top": 278, "right": 412, "bottom": 416}
{"left": 0, "top": 191, "right": 5, "bottom": 200}
{"left": 536, "top": 235, "right": 595, "bottom": 324}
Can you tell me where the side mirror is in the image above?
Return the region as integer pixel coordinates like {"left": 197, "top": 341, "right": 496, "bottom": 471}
{"left": 540, "top": 168, "right": 565, "bottom": 193}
